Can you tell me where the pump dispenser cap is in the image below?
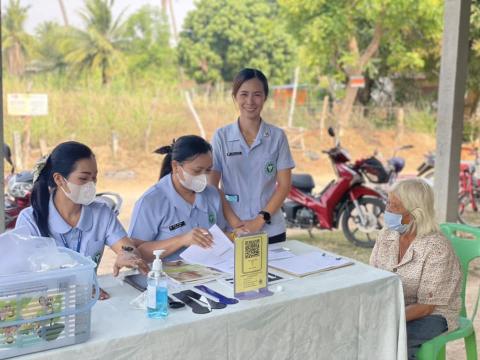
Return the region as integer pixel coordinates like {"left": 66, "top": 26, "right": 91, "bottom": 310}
{"left": 151, "top": 249, "right": 165, "bottom": 272}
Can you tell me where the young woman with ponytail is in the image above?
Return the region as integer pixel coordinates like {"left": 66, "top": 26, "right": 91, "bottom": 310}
{"left": 15, "top": 141, "right": 149, "bottom": 300}
{"left": 129, "top": 135, "right": 226, "bottom": 262}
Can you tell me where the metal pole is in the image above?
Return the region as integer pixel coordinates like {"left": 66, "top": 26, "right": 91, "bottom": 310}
{"left": 0, "top": 1, "right": 6, "bottom": 233}
{"left": 287, "top": 66, "right": 300, "bottom": 128}
{"left": 434, "top": 0, "right": 472, "bottom": 222}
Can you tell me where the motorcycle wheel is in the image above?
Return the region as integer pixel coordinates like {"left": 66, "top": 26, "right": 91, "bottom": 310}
{"left": 458, "top": 191, "right": 480, "bottom": 227}
{"left": 341, "top": 197, "right": 385, "bottom": 248}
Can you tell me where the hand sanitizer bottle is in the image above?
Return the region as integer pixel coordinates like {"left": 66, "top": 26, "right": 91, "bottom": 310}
{"left": 147, "top": 249, "right": 168, "bottom": 318}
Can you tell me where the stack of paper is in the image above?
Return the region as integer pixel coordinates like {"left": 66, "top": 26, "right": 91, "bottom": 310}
{"left": 269, "top": 251, "right": 353, "bottom": 277}
{"left": 268, "top": 247, "right": 295, "bottom": 261}
{"left": 180, "top": 227, "right": 352, "bottom": 277}
{"left": 180, "top": 225, "right": 235, "bottom": 274}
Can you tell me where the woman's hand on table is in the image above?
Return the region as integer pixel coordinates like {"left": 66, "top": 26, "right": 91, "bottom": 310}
{"left": 112, "top": 249, "right": 150, "bottom": 277}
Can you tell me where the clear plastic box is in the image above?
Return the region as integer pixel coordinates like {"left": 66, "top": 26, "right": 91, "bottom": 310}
{"left": 0, "top": 247, "right": 98, "bottom": 359}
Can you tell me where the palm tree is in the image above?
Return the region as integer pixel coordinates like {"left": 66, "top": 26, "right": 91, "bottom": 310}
{"left": 32, "top": 21, "right": 70, "bottom": 73}
{"left": 65, "top": 0, "right": 127, "bottom": 85}
{"left": 2, "top": 0, "right": 32, "bottom": 76}
{"left": 57, "top": 0, "right": 70, "bottom": 27}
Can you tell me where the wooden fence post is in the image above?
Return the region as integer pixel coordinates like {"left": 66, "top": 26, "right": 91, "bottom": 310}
{"left": 13, "top": 131, "right": 23, "bottom": 170}
{"left": 39, "top": 138, "right": 48, "bottom": 156}
{"left": 112, "top": 131, "right": 119, "bottom": 159}
{"left": 319, "top": 95, "right": 329, "bottom": 138}
{"left": 396, "top": 107, "right": 405, "bottom": 138}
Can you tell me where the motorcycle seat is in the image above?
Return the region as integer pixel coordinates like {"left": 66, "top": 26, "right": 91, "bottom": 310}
{"left": 15, "top": 171, "right": 34, "bottom": 183}
{"left": 292, "top": 174, "right": 315, "bottom": 193}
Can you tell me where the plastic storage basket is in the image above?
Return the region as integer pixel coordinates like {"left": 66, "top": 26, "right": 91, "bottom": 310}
{"left": 0, "top": 247, "right": 98, "bottom": 359}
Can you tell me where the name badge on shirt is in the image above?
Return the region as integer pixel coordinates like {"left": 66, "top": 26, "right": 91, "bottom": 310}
{"left": 169, "top": 221, "right": 186, "bottom": 231}
{"left": 225, "top": 194, "right": 239, "bottom": 202}
{"left": 227, "top": 151, "right": 242, "bottom": 156}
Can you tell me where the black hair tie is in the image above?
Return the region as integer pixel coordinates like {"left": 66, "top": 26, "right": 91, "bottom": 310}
{"left": 154, "top": 145, "right": 172, "bottom": 155}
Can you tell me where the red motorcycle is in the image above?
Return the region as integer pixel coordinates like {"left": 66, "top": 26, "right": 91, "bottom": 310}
{"left": 5, "top": 170, "right": 34, "bottom": 229}
{"left": 416, "top": 146, "right": 480, "bottom": 227}
{"left": 282, "top": 127, "right": 385, "bottom": 248}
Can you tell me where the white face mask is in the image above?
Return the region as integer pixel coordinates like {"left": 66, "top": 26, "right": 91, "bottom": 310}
{"left": 61, "top": 178, "right": 96, "bottom": 205}
{"left": 177, "top": 167, "right": 207, "bottom": 193}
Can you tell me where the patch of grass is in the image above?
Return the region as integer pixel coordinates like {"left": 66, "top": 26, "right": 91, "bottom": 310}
{"left": 286, "top": 229, "right": 373, "bottom": 264}
{"left": 405, "top": 106, "right": 436, "bottom": 135}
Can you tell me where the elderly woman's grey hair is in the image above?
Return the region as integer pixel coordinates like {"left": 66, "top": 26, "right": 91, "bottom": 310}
{"left": 389, "top": 178, "right": 439, "bottom": 236}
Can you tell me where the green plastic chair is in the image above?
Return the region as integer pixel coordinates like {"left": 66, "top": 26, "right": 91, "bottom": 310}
{"left": 416, "top": 223, "right": 480, "bottom": 360}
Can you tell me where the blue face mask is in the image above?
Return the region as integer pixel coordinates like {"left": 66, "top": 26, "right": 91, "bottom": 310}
{"left": 384, "top": 211, "right": 410, "bottom": 234}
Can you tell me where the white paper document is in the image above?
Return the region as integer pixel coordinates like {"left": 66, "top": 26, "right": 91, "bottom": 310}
{"left": 180, "top": 225, "right": 234, "bottom": 274}
{"left": 269, "top": 251, "right": 353, "bottom": 276}
{"left": 268, "top": 247, "right": 295, "bottom": 261}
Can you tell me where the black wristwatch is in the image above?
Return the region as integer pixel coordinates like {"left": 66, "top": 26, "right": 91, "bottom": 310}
{"left": 121, "top": 246, "right": 135, "bottom": 253}
{"left": 258, "top": 211, "right": 271, "bottom": 224}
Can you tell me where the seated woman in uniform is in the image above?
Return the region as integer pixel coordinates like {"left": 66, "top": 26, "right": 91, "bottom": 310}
{"left": 16, "top": 141, "right": 149, "bottom": 300}
{"left": 370, "top": 178, "right": 462, "bottom": 360}
{"left": 129, "top": 135, "right": 225, "bottom": 262}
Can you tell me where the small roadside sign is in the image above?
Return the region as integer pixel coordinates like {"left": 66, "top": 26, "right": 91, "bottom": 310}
{"left": 349, "top": 76, "right": 366, "bottom": 89}
{"left": 7, "top": 94, "right": 49, "bottom": 116}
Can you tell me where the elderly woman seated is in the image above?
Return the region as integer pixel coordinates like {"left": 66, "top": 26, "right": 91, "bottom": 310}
{"left": 370, "top": 178, "right": 462, "bottom": 360}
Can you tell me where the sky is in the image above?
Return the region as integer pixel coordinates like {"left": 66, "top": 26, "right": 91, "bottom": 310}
{"left": 15, "top": 0, "right": 196, "bottom": 34}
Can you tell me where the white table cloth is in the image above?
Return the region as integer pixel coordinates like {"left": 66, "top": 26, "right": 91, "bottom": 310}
{"left": 22, "top": 240, "right": 407, "bottom": 360}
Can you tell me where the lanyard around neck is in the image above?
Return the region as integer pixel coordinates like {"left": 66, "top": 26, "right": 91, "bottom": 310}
{"left": 60, "top": 230, "right": 82, "bottom": 253}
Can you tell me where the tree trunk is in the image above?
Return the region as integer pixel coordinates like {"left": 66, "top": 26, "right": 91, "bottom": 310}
{"left": 102, "top": 63, "right": 109, "bottom": 85}
{"left": 8, "top": 42, "right": 25, "bottom": 76}
{"left": 465, "top": 89, "right": 480, "bottom": 119}
{"left": 58, "top": 0, "right": 69, "bottom": 27}
{"left": 338, "top": 22, "right": 383, "bottom": 136}
{"left": 338, "top": 86, "right": 360, "bottom": 136}
{"left": 168, "top": 0, "right": 179, "bottom": 44}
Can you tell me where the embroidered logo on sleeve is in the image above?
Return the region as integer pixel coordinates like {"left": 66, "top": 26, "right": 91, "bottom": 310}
{"left": 169, "top": 221, "right": 186, "bottom": 231}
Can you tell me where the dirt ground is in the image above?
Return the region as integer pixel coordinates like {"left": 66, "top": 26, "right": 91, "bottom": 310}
{"left": 85, "top": 127, "right": 477, "bottom": 359}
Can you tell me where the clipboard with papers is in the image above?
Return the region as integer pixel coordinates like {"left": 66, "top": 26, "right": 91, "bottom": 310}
{"left": 268, "top": 251, "right": 354, "bottom": 277}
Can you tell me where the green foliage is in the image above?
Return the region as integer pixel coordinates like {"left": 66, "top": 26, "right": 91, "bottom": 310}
{"left": 177, "top": 0, "right": 297, "bottom": 85}
{"left": 279, "top": 0, "right": 443, "bottom": 88}
{"left": 122, "top": 5, "right": 175, "bottom": 81}
{"left": 64, "top": 0, "right": 128, "bottom": 85}
{"left": 1, "top": 0, "right": 34, "bottom": 76}
{"left": 0, "top": 0, "right": 179, "bottom": 86}
{"left": 466, "top": 2, "right": 480, "bottom": 118}
{"left": 405, "top": 106, "right": 437, "bottom": 135}
{"left": 31, "top": 22, "right": 71, "bottom": 74}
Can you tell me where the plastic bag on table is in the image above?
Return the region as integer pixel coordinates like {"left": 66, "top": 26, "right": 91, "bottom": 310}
{"left": 0, "top": 227, "right": 78, "bottom": 275}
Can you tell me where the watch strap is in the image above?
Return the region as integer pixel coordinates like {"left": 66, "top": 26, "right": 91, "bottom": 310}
{"left": 259, "top": 210, "right": 271, "bottom": 224}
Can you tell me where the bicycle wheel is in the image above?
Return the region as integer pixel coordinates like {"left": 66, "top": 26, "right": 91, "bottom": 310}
{"left": 458, "top": 191, "right": 480, "bottom": 227}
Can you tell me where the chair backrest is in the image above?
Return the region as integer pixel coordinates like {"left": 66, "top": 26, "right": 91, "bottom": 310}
{"left": 440, "top": 223, "right": 480, "bottom": 319}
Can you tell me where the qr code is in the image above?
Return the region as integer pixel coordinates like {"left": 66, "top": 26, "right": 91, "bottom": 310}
{"left": 245, "top": 239, "right": 260, "bottom": 259}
